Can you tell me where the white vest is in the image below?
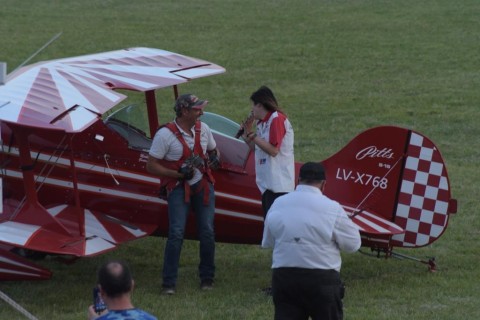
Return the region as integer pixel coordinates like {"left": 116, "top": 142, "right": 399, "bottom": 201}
{"left": 255, "top": 111, "right": 295, "bottom": 193}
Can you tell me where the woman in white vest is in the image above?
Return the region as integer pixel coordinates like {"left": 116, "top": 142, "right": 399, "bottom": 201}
{"left": 242, "top": 86, "right": 295, "bottom": 217}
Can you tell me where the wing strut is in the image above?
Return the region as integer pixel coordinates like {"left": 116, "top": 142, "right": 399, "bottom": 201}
{"left": 68, "top": 135, "right": 85, "bottom": 237}
{"left": 146, "top": 90, "right": 159, "bottom": 137}
{"left": 7, "top": 123, "right": 70, "bottom": 236}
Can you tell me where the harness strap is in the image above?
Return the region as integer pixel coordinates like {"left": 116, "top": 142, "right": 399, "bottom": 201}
{"left": 165, "top": 122, "right": 192, "bottom": 161}
{"left": 189, "top": 176, "right": 211, "bottom": 205}
{"left": 160, "top": 121, "right": 214, "bottom": 204}
{"left": 193, "top": 121, "right": 216, "bottom": 186}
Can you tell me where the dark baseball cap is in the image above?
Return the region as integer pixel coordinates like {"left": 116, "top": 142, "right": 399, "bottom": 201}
{"left": 299, "top": 162, "right": 326, "bottom": 181}
{"left": 174, "top": 93, "right": 208, "bottom": 112}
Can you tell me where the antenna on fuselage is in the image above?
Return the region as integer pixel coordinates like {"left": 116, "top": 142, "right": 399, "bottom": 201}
{"left": 8, "top": 32, "right": 63, "bottom": 76}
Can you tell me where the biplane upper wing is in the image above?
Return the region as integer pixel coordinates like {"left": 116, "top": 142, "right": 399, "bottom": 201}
{"left": 322, "top": 126, "right": 457, "bottom": 248}
{"left": 0, "top": 47, "right": 225, "bottom": 132}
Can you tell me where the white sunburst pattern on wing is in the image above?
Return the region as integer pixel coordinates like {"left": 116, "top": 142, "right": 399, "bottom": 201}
{"left": 84, "top": 67, "right": 164, "bottom": 90}
{"left": 84, "top": 209, "right": 116, "bottom": 244}
{"left": 49, "top": 66, "right": 123, "bottom": 113}
{"left": 83, "top": 209, "right": 117, "bottom": 256}
{"left": 0, "top": 67, "right": 38, "bottom": 122}
{"left": 0, "top": 47, "right": 225, "bottom": 132}
{"left": 0, "top": 221, "right": 40, "bottom": 246}
{"left": 47, "top": 204, "right": 68, "bottom": 217}
{"left": 119, "top": 223, "right": 148, "bottom": 238}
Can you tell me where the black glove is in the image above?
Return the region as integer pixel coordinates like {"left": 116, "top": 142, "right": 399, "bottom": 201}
{"left": 208, "top": 152, "right": 220, "bottom": 170}
{"left": 178, "top": 165, "right": 194, "bottom": 180}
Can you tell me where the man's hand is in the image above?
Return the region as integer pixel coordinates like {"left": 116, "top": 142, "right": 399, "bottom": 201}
{"left": 208, "top": 150, "right": 220, "bottom": 170}
{"left": 88, "top": 305, "right": 107, "bottom": 320}
{"left": 178, "top": 165, "right": 194, "bottom": 180}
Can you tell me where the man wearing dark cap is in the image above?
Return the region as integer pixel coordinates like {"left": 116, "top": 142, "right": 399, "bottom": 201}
{"left": 147, "top": 93, "right": 220, "bottom": 295}
{"left": 262, "top": 162, "right": 361, "bottom": 320}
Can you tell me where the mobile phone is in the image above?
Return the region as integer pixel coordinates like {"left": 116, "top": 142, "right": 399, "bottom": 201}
{"left": 93, "top": 287, "right": 107, "bottom": 314}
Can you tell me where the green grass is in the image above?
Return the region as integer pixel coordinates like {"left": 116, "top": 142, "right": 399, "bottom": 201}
{"left": 1, "top": 0, "right": 479, "bottom": 319}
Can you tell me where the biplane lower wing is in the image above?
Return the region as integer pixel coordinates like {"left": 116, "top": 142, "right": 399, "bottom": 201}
{"left": 322, "top": 126, "right": 457, "bottom": 249}
{"left": 0, "top": 200, "right": 157, "bottom": 258}
{"left": 0, "top": 244, "right": 51, "bottom": 281}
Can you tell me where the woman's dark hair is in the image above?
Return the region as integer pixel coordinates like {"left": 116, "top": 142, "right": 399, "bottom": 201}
{"left": 250, "top": 85, "right": 283, "bottom": 113}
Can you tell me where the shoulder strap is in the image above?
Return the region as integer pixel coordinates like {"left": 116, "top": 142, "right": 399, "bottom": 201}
{"left": 193, "top": 121, "right": 204, "bottom": 158}
{"left": 163, "top": 122, "right": 192, "bottom": 160}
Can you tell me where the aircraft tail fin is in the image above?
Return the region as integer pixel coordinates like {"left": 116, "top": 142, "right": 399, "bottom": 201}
{"left": 390, "top": 131, "right": 457, "bottom": 248}
{"left": 322, "top": 126, "right": 457, "bottom": 249}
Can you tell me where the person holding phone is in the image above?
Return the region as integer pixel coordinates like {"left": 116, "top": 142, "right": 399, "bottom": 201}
{"left": 87, "top": 259, "right": 157, "bottom": 320}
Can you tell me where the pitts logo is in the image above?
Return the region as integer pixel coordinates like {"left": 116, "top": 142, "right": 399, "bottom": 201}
{"left": 356, "top": 146, "right": 394, "bottom": 160}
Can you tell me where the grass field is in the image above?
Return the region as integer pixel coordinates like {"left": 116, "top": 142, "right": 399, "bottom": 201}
{"left": 1, "top": 0, "right": 479, "bottom": 319}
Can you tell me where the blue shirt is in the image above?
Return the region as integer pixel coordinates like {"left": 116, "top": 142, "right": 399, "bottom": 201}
{"left": 97, "top": 309, "right": 157, "bottom": 320}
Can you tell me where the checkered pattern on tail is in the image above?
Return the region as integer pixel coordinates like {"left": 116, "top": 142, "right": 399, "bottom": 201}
{"left": 391, "top": 132, "right": 451, "bottom": 247}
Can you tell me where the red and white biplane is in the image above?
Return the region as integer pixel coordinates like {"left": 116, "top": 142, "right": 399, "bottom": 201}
{"left": 0, "top": 47, "right": 457, "bottom": 281}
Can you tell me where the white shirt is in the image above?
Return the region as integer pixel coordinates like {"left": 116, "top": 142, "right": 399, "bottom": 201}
{"left": 149, "top": 120, "right": 216, "bottom": 185}
{"left": 255, "top": 111, "right": 295, "bottom": 193}
{"left": 261, "top": 184, "right": 361, "bottom": 271}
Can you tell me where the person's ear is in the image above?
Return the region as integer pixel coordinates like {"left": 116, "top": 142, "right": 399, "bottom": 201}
{"left": 320, "top": 181, "right": 326, "bottom": 192}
